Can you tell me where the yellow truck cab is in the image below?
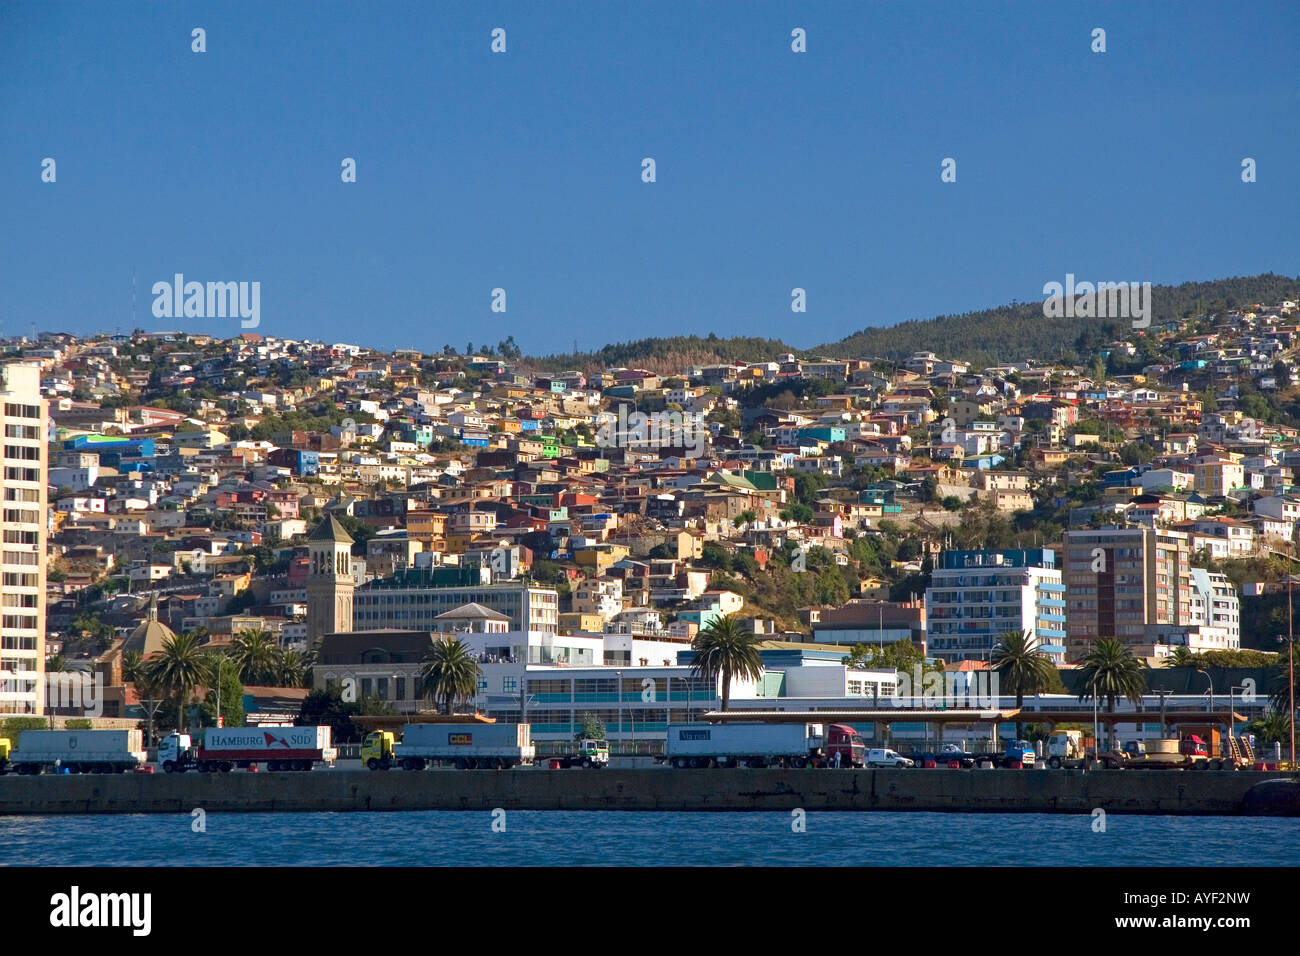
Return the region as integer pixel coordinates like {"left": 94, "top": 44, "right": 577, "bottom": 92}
{"left": 0, "top": 737, "right": 10, "bottom": 773}
{"left": 361, "top": 731, "right": 396, "bottom": 771}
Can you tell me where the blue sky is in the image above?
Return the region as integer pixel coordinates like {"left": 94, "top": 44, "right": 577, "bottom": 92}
{"left": 2, "top": 1, "right": 1297, "bottom": 354}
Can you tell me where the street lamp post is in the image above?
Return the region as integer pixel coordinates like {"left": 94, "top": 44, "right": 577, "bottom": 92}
{"left": 1092, "top": 684, "right": 1099, "bottom": 760}
{"left": 1195, "top": 668, "right": 1215, "bottom": 716}
{"left": 1280, "top": 634, "right": 1297, "bottom": 770}
{"left": 1228, "top": 684, "right": 1250, "bottom": 747}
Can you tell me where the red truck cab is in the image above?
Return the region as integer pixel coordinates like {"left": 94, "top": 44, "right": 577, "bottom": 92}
{"left": 823, "top": 724, "right": 868, "bottom": 767}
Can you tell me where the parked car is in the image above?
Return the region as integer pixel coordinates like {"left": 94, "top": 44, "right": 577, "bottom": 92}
{"left": 866, "top": 748, "right": 914, "bottom": 768}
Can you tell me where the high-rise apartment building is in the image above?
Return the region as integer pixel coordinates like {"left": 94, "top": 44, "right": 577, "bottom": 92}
{"left": 0, "top": 362, "right": 46, "bottom": 714}
{"left": 1063, "top": 528, "right": 1192, "bottom": 661}
{"left": 924, "top": 549, "right": 1066, "bottom": 664}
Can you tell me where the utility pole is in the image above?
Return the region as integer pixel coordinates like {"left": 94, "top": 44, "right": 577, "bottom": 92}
{"left": 1290, "top": 575, "right": 1296, "bottom": 768}
{"left": 140, "top": 698, "right": 167, "bottom": 749}
{"left": 1154, "top": 688, "right": 1170, "bottom": 737}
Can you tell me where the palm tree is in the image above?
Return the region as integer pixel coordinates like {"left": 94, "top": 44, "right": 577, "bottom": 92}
{"left": 1078, "top": 638, "right": 1148, "bottom": 751}
{"left": 147, "top": 631, "right": 208, "bottom": 732}
{"left": 1163, "top": 646, "right": 1197, "bottom": 668}
{"left": 419, "top": 638, "right": 481, "bottom": 715}
{"left": 121, "top": 650, "right": 144, "bottom": 684}
{"left": 690, "top": 614, "right": 764, "bottom": 711}
{"left": 1267, "top": 651, "right": 1297, "bottom": 715}
{"left": 271, "top": 648, "right": 308, "bottom": 688}
{"left": 991, "top": 630, "right": 1057, "bottom": 736}
{"left": 45, "top": 654, "right": 68, "bottom": 673}
{"left": 1250, "top": 710, "right": 1292, "bottom": 748}
{"left": 230, "top": 629, "right": 279, "bottom": 684}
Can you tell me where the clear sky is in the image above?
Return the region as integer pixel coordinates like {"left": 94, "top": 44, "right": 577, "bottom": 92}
{"left": 3, "top": 1, "right": 1297, "bottom": 354}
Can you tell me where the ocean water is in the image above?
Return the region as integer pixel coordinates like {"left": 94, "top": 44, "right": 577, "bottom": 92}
{"left": 2, "top": 811, "right": 1297, "bottom": 866}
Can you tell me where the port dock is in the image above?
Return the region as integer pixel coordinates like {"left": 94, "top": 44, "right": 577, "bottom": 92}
{"left": 0, "top": 768, "right": 1296, "bottom": 816}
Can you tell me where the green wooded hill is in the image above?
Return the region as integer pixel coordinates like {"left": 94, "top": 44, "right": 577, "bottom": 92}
{"left": 526, "top": 274, "right": 1299, "bottom": 372}
{"left": 814, "top": 273, "right": 1300, "bottom": 368}
{"left": 532, "top": 334, "right": 796, "bottom": 374}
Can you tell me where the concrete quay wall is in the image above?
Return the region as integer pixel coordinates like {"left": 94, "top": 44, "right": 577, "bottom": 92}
{"left": 1, "top": 768, "right": 1296, "bottom": 816}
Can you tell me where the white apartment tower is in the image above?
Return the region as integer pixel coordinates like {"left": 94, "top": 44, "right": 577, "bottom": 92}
{"left": 1, "top": 362, "right": 46, "bottom": 714}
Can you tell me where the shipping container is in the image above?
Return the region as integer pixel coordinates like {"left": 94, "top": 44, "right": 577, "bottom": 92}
{"left": 9, "top": 729, "right": 146, "bottom": 774}
{"left": 381, "top": 722, "right": 534, "bottom": 768}
{"left": 201, "top": 726, "right": 333, "bottom": 754}
{"left": 664, "top": 722, "right": 827, "bottom": 768}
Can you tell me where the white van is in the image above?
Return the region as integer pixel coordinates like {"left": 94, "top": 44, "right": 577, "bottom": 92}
{"left": 867, "top": 748, "right": 914, "bottom": 768}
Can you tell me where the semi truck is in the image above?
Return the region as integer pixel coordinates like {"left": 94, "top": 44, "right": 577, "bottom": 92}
{"left": 2, "top": 730, "right": 147, "bottom": 774}
{"left": 918, "top": 739, "right": 1045, "bottom": 769}
{"left": 1046, "top": 731, "right": 1088, "bottom": 769}
{"left": 662, "top": 721, "right": 867, "bottom": 768}
{"left": 158, "top": 726, "right": 337, "bottom": 773}
{"left": 547, "top": 738, "right": 609, "bottom": 768}
{"left": 361, "top": 722, "right": 534, "bottom": 770}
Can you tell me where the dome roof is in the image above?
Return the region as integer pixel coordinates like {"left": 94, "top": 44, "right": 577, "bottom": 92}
{"left": 122, "top": 595, "right": 176, "bottom": 657}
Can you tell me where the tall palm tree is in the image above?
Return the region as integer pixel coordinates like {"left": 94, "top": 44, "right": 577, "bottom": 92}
{"left": 690, "top": 614, "right": 764, "bottom": 712}
{"left": 147, "top": 631, "right": 208, "bottom": 732}
{"left": 1078, "top": 637, "right": 1148, "bottom": 751}
{"left": 991, "top": 630, "right": 1057, "bottom": 736}
{"left": 45, "top": 654, "right": 68, "bottom": 673}
{"left": 230, "top": 629, "right": 279, "bottom": 684}
{"left": 1163, "top": 646, "right": 1197, "bottom": 668}
{"left": 419, "top": 638, "right": 481, "bottom": 715}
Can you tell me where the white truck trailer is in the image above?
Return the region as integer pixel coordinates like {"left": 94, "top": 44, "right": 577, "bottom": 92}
{"left": 158, "top": 726, "right": 337, "bottom": 772}
{"left": 6, "top": 729, "right": 147, "bottom": 774}
{"left": 361, "top": 722, "right": 534, "bottom": 769}
{"left": 663, "top": 722, "right": 827, "bottom": 768}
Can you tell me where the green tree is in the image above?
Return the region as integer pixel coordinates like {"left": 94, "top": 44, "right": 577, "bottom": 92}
{"left": 690, "top": 614, "right": 763, "bottom": 711}
{"left": 991, "top": 630, "right": 1059, "bottom": 736}
{"left": 200, "top": 654, "right": 245, "bottom": 728}
{"left": 575, "top": 712, "right": 606, "bottom": 741}
{"left": 121, "top": 650, "right": 145, "bottom": 684}
{"left": 271, "top": 648, "right": 309, "bottom": 688}
{"left": 1249, "top": 710, "right": 1292, "bottom": 747}
{"left": 297, "top": 687, "right": 364, "bottom": 742}
{"left": 419, "top": 638, "right": 481, "bottom": 715}
{"left": 230, "top": 629, "right": 279, "bottom": 684}
{"left": 147, "top": 631, "right": 208, "bottom": 733}
{"left": 1077, "top": 638, "right": 1148, "bottom": 750}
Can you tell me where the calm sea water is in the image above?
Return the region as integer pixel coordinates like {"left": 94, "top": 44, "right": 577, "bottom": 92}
{"left": 1, "top": 811, "right": 1296, "bottom": 866}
